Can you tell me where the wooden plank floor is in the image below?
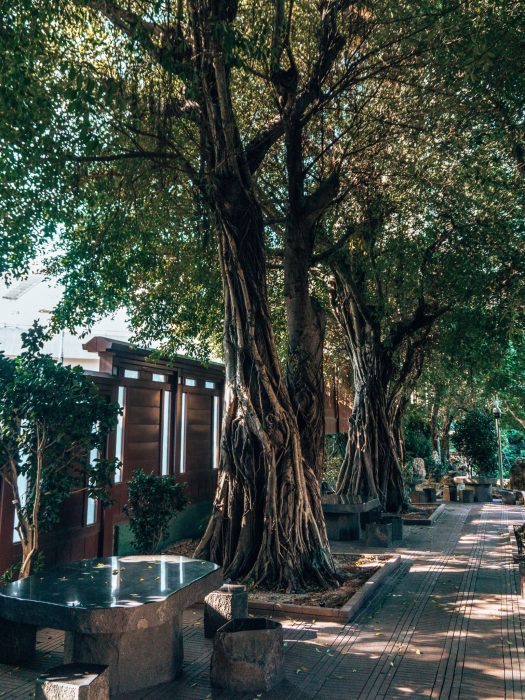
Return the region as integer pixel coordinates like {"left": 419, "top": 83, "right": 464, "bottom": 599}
{"left": 1, "top": 501, "right": 524, "bottom": 699}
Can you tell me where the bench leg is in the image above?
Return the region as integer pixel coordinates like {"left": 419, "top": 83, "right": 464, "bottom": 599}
{"left": 0, "top": 619, "right": 37, "bottom": 663}
{"left": 64, "top": 613, "right": 183, "bottom": 694}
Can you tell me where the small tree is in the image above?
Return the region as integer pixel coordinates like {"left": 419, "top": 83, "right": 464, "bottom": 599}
{"left": 453, "top": 408, "right": 498, "bottom": 479}
{"left": 124, "top": 469, "right": 187, "bottom": 554}
{"left": 0, "top": 323, "right": 119, "bottom": 578}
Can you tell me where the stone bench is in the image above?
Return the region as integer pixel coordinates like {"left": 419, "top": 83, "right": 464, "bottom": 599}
{"left": 36, "top": 663, "right": 108, "bottom": 700}
{"left": 322, "top": 497, "right": 381, "bottom": 541}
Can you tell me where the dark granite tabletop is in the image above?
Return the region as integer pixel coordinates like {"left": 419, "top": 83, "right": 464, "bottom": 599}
{"left": 0, "top": 555, "right": 220, "bottom": 610}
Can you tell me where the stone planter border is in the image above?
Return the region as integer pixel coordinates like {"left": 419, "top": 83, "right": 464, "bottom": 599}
{"left": 247, "top": 554, "right": 401, "bottom": 623}
{"left": 402, "top": 503, "right": 445, "bottom": 527}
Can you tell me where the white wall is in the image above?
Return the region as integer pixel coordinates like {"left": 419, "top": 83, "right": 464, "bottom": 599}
{"left": 0, "top": 276, "right": 130, "bottom": 369}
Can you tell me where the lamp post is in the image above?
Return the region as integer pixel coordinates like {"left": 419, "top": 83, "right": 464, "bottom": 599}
{"left": 493, "top": 400, "right": 504, "bottom": 488}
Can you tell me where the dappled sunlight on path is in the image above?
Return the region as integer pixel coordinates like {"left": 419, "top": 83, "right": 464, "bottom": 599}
{"left": 1, "top": 502, "right": 524, "bottom": 699}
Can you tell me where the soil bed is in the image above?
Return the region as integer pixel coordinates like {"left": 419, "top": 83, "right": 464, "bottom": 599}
{"left": 164, "top": 538, "right": 198, "bottom": 558}
{"left": 248, "top": 554, "right": 390, "bottom": 608}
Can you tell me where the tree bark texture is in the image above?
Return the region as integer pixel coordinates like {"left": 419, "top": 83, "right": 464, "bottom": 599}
{"left": 330, "top": 269, "right": 404, "bottom": 513}
{"left": 284, "top": 226, "right": 327, "bottom": 480}
{"left": 191, "top": 1, "right": 336, "bottom": 590}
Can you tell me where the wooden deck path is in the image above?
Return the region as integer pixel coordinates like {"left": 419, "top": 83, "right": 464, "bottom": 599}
{"left": 1, "top": 501, "right": 524, "bottom": 699}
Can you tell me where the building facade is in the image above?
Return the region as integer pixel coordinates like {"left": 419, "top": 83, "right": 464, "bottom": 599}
{"left": 0, "top": 337, "right": 352, "bottom": 573}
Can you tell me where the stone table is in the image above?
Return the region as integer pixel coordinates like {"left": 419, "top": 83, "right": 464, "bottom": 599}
{"left": 322, "top": 496, "right": 381, "bottom": 541}
{"left": 0, "top": 555, "right": 222, "bottom": 694}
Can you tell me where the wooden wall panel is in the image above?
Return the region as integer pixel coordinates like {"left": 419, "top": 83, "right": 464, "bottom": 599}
{"left": 123, "top": 386, "right": 162, "bottom": 475}
{"left": 185, "top": 394, "right": 212, "bottom": 472}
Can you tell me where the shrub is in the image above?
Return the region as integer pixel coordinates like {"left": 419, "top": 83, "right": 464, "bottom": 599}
{"left": 124, "top": 469, "right": 188, "bottom": 553}
{"left": 452, "top": 408, "right": 498, "bottom": 478}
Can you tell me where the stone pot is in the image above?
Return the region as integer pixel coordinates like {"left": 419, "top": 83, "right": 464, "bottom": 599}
{"left": 210, "top": 618, "right": 284, "bottom": 693}
{"left": 471, "top": 482, "right": 493, "bottom": 503}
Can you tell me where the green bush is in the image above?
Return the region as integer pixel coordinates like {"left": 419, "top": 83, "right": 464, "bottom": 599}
{"left": 124, "top": 469, "right": 188, "bottom": 553}
{"left": 404, "top": 413, "right": 433, "bottom": 464}
{"left": 452, "top": 408, "right": 498, "bottom": 478}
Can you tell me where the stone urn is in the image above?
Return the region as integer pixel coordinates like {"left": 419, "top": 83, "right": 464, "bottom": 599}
{"left": 210, "top": 618, "right": 284, "bottom": 692}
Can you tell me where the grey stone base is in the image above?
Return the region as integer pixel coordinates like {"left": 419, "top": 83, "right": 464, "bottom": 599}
{"left": 324, "top": 512, "right": 362, "bottom": 541}
{"left": 211, "top": 618, "right": 284, "bottom": 692}
{"left": 365, "top": 522, "right": 392, "bottom": 547}
{"left": 64, "top": 614, "right": 182, "bottom": 695}
{"left": 35, "top": 663, "right": 108, "bottom": 700}
{"left": 0, "top": 618, "right": 36, "bottom": 663}
{"left": 204, "top": 584, "right": 248, "bottom": 638}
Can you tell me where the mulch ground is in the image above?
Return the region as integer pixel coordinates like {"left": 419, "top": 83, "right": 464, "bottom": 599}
{"left": 164, "top": 540, "right": 391, "bottom": 609}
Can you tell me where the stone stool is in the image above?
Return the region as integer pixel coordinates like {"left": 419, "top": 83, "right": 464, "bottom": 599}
{"left": 365, "top": 521, "right": 392, "bottom": 547}
{"left": 513, "top": 554, "right": 525, "bottom": 599}
{"left": 35, "top": 663, "right": 109, "bottom": 700}
{"left": 204, "top": 584, "right": 248, "bottom": 638}
{"left": 380, "top": 514, "right": 403, "bottom": 541}
{"left": 460, "top": 489, "right": 474, "bottom": 503}
{"left": 210, "top": 618, "right": 284, "bottom": 692}
{"left": 442, "top": 485, "right": 457, "bottom": 502}
{"left": 423, "top": 487, "right": 437, "bottom": 503}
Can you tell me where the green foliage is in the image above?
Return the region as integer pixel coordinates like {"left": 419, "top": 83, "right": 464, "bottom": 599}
{"left": 124, "top": 469, "right": 188, "bottom": 554}
{"left": 322, "top": 434, "right": 347, "bottom": 487}
{"left": 0, "top": 322, "right": 119, "bottom": 574}
{"left": 452, "top": 408, "right": 499, "bottom": 478}
{"left": 502, "top": 429, "right": 525, "bottom": 475}
{"left": 404, "top": 413, "right": 433, "bottom": 465}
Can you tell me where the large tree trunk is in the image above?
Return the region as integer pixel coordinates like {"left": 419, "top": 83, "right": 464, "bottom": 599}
{"left": 431, "top": 400, "right": 440, "bottom": 454}
{"left": 331, "top": 270, "right": 405, "bottom": 513}
{"left": 196, "top": 184, "right": 335, "bottom": 589}
{"left": 284, "top": 228, "right": 327, "bottom": 479}
{"left": 441, "top": 414, "right": 453, "bottom": 464}
{"left": 192, "top": 1, "right": 335, "bottom": 590}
